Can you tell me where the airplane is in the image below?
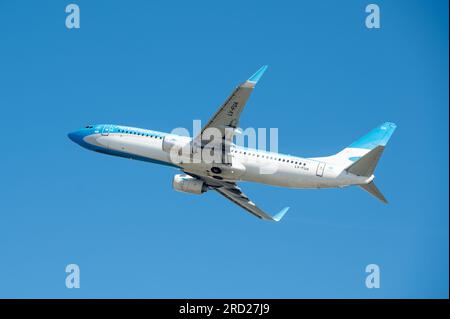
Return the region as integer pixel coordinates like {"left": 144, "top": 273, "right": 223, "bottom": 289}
{"left": 68, "top": 66, "right": 396, "bottom": 222}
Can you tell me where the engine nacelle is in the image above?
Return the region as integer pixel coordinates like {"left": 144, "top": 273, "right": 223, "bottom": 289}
{"left": 162, "top": 135, "right": 191, "bottom": 154}
{"left": 172, "top": 174, "right": 207, "bottom": 195}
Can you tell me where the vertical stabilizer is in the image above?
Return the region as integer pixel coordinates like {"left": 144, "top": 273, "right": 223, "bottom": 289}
{"left": 313, "top": 122, "right": 397, "bottom": 167}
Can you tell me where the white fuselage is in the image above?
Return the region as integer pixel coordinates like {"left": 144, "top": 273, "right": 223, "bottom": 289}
{"left": 82, "top": 125, "right": 372, "bottom": 189}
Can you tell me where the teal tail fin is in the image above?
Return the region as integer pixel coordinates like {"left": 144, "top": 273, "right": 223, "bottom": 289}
{"left": 308, "top": 122, "right": 396, "bottom": 203}
{"left": 319, "top": 122, "right": 397, "bottom": 167}
{"left": 348, "top": 122, "right": 397, "bottom": 151}
{"left": 344, "top": 122, "right": 397, "bottom": 204}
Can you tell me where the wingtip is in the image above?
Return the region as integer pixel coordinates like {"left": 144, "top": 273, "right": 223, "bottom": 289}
{"left": 247, "top": 65, "right": 268, "bottom": 84}
{"left": 383, "top": 122, "right": 397, "bottom": 129}
{"left": 272, "top": 206, "right": 289, "bottom": 222}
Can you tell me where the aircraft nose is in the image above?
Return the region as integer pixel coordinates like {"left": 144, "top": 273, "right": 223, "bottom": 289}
{"left": 67, "top": 130, "right": 84, "bottom": 144}
{"left": 67, "top": 131, "right": 76, "bottom": 141}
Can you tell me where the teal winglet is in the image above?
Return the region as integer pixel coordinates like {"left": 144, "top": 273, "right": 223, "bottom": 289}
{"left": 247, "top": 65, "right": 268, "bottom": 84}
{"left": 272, "top": 206, "right": 289, "bottom": 222}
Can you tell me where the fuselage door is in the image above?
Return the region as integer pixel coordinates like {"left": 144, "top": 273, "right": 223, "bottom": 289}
{"left": 101, "top": 125, "right": 111, "bottom": 136}
{"left": 316, "top": 162, "right": 326, "bottom": 177}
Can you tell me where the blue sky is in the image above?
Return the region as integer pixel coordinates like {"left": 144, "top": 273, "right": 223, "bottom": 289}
{"left": 0, "top": 0, "right": 448, "bottom": 298}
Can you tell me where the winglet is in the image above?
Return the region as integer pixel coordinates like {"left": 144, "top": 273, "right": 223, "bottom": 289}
{"left": 247, "top": 65, "right": 268, "bottom": 84}
{"left": 272, "top": 206, "right": 289, "bottom": 222}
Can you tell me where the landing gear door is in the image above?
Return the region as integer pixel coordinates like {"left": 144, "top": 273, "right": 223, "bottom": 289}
{"left": 316, "top": 162, "right": 326, "bottom": 177}
{"left": 102, "top": 125, "right": 111, "bottom": 136}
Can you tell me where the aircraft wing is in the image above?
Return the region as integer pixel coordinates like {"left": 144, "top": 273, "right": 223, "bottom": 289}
{"left": 185, "top": 172, "right": 289, "bottom": 222}
{"left": 192, "top": 66, "right": 268, "bottom": 162}
{"left": 214, "top": 184, "right": 289, "bottom": 221}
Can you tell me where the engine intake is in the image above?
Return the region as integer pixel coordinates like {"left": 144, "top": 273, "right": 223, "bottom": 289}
{"left": 172, "top": 174, "right": 207, "bottom": 195}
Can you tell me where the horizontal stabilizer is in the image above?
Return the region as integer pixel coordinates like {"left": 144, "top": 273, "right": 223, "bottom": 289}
{"left": 359, "top": 182, "right": 388, "bottom": 204}
{"left": 346, "top": 145, "right": 384, "bottom": 177}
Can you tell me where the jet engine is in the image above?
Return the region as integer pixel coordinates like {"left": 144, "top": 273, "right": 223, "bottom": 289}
{"left": 172, "top": 174, "right": 208, "bottom": 195}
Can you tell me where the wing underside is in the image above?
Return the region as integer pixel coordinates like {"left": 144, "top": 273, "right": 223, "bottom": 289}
{"left": 186, "top": 173, "right": 289, "bottom": 222}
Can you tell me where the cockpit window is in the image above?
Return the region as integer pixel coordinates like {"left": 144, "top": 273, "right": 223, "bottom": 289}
{"left": 85, "top": 125, "right": 94, "bottom": 129}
